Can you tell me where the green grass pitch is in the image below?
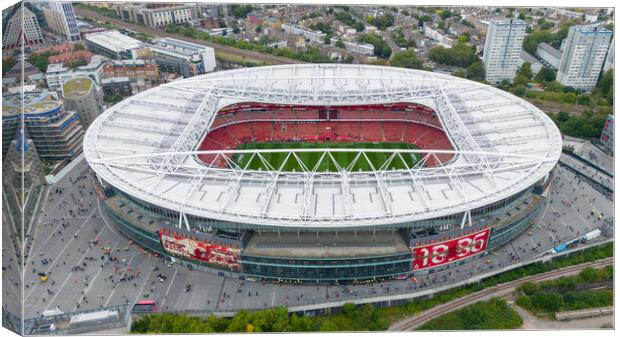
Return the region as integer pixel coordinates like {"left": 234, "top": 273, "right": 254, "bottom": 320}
{"left": 232, "top": 142, "right": 419, "bottom": 172}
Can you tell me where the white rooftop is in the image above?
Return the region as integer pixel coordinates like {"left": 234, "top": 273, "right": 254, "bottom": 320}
{"left": 85, "top": 30, "right": 143, "bottom": 53}
{"left": 84, "top": 64, "right": 562, "bottom": 229}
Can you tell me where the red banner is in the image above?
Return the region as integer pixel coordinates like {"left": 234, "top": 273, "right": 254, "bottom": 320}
{"left": 411, "top": 228, "right": 490, "bottom": 271}
{"left": 159, "top": 231, "right": 241, "bottom": 271}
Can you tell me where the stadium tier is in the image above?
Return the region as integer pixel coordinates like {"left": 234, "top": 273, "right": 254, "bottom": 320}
{"left": 84, "top": 64, "right": 562, "bottom": 282}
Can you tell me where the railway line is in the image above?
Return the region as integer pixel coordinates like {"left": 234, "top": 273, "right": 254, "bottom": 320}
{"left": 389, "top": 257, "right": 614, "bottom": 331}
{"left": 74, "top": 7, "right": 305, "bottom": 66}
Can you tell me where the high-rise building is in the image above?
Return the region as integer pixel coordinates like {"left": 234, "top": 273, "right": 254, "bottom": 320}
{"left": 43, "top": 2, "right": 81, "bottom": 42}
{"left": 482, "top": 19, "right": 526, "bottom": 83}
{"left": 63, "top": 77, "right": 103, "bottom": 128}
{"left": 2, "top": 5, "right": 44, "bottom": 49}
{"left": 603, "top": 37, "right": 614, "bottom": 73}
{"left": 556, "top": 25, "right": 612, "bottom": 92}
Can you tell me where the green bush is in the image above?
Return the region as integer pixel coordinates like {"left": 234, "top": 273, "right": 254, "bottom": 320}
{"left": 419, "top": 298, "right": 523, "bottom": 330}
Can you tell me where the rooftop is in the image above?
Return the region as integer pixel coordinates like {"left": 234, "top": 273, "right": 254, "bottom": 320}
{"left": 85, "top": 30, "right": 143, "bottom": 52}
{"left": 537, "top": 42, "right": 562, "bottom": 59}
{"left": 63, "top": 77, "right": 94, "bottom": 98}
{"left": 3, "top": 90, "right": 61, "bottom": 117}
{"left": 83, "top": 65, "right": 562, "bottom": 229}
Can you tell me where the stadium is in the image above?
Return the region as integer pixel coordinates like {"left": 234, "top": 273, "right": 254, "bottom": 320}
{"left": 84, "top": 64, "right": 562, "bottom": 282}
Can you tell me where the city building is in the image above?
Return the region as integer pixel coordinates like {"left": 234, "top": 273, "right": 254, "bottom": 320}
{"left": 84, "top": 65, "right": 561, "bottom": 282}
{"left": 3, "top": 6, "right": 44, "bottom": 49}
{"left": 556, "top": 25, "right": 612, "bottom": 92}
{"left": 536, "top": 42, "right": 563, "bottom": 69}
{"left": 42, "top": 2, "right": 81, "bottom": 42}
{"left": 84, "top": 30, "right": 146, "bottom": 60}
{"left": 423, "top": 24, "right": 454, "bottom": 48}
{"left": 520, "top": 50, "right": 543, "bottom": 75}
{"left": 599, "top": 114, "right": 613, "bottom": 154}
{"left": 149, "top": 38, "right": 216, "bottom": 78}
{"left": 482, "top": 19, "right": 526, "bottom": 83}
{"left": 103, "top": 59, "right": 160, "bottom": 84}
{"left": 101, "top": 76, "right": 132, "bottom": 97}
{"left": 48, "top": 50, "right": 94, "bottom": 65}
{"left": 115, "top": 3, "right": 196, "bottom": 29}
{"left": 2, "top": 60, "right": 45, "bottom": 88}
{"left": 282, "top": 23, "right": 327, "bottom": 43}
{"left": 3, "top": 90, "right": 85, "bottom": 160}
{"left": 603, "top": 37, "right": 614, "bottom": 72}
{"left": 46, "top": 55, "right": 108, "bottom": 92}
{"left": 34, "top": 42, "right": 73, "bottom": 54}
{"left": 62, "top": 77, "right": 103, "bottom": 128}
{"left": 330, "top": 37, "right": 375, "bottom": 55}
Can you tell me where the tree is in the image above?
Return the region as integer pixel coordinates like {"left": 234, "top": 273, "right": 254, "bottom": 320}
{"left": 514, "top": 74, "right": 530, "bottom": 86}
{"left": 368, "top": 13, "right": 394, "bottom": 31}
{"left": 73, "top": 43, "right": 85, "bottom": 51}
{"left": 530, "top": 292, "right": 563, "bottom": 312}
{"left": 232, "top": 27, "right": 240, "bottom": 34}
{"left": 335, "top": 40, "right": 345, "bottom": 48}
{"left": 513, "top": 85, "right": 527, "bottom": 97}
{"left": 2, "top": 56, "right": 16, "bottom": 75}
{"left": 255, "top": 25, "right": 262, "bottom": 33}
{"left": 390, "top": 50, "right": 424, "bottom": 69}
{"left": 518, "top": 62, "right": 533, "bottom": 80}
{"left": 428, "top": 43, "right": 480, "bottom": 67}
{"left": 230, "top": 4, "right": 254, "bottom": 18}
{"left": 28, "top": 51, "right": 51, "bottom": 72}
{"left": 359, "top": 33, "right": 392, "bottom": 58}
{"left": 534, "top": 67, "right": 556, "bottom": 82}
{"left": 466, "top": 61, "right": 485, "bottom": 81}
{"left": 596, "top": 69, "right": 613, "bottom": 102}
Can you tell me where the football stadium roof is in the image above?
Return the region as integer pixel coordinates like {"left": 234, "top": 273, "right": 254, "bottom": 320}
{"left": 84, "top": 64, "right": 562, "bottom": 229}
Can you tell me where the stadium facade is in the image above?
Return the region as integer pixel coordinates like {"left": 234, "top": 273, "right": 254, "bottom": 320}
{"left": 84, "top": 64, "right": 562, "bottom": 282}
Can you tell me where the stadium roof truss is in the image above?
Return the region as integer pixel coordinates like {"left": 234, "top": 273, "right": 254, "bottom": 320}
{"left": 84, "top": 65, "right": 562, "bottom": 229}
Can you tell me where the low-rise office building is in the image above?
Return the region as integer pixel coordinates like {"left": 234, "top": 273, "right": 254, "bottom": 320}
{"left": 84, "top": 30, "right": 147, "bottom": 60}
{"left": 150, "top": 37, "right": 216, "bottom": 77}
{"left": 536, "top": 42, "right": 562, "bottom": 69}
{"left": 2, "top": 90, "right": 84, "bottom": 160}
{"left": 103, "top": 59, "right": 160, "bottom": 84}
{"left": 282, "top": 23, "right": 327, "bottom": 43}
{"left": 46, "top": 55, "right": 108, "bottom": 92}
{"left": 330, "top": 37, "right": 374, "bottom": 55}
{"left": 116, "top": 3, "right": 197, "bottom": 29}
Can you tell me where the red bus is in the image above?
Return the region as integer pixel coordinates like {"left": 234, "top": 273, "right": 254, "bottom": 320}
{"left": 133, "top": 300, "right": 157, "bottom": 313}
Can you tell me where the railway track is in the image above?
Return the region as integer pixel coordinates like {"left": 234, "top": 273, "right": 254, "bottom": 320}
{"left": 74, "top": 7, "right": 304, "bottom": 66}
{"left": 390, "top": 257, "right": 614, "bottom": 331}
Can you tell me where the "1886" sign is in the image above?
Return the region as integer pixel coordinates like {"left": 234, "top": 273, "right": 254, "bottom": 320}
{"left": 411, "top": 228, "right": 491, "bottom": 271}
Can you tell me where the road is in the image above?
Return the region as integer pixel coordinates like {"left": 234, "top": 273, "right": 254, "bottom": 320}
{"left": 74, "top": 7, "right": 304, "bottom": 66}
{"left": 389, "top": 257, "right": 614, "bottom": 331}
